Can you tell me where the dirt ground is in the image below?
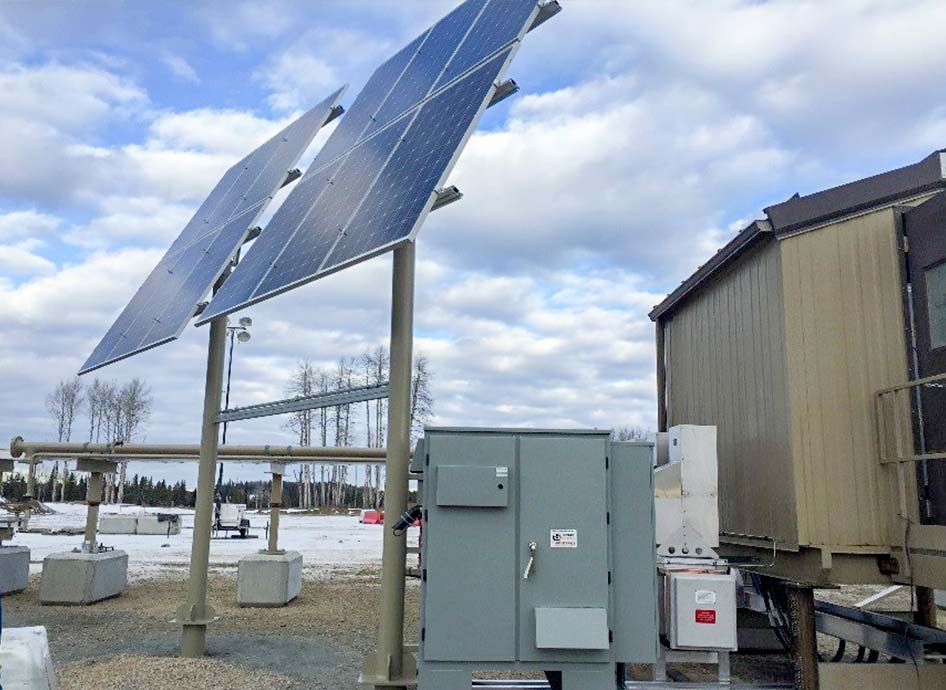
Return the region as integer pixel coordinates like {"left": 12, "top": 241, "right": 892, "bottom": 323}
{"left": 3, "top": 570, "right": 873, "bottom": 689}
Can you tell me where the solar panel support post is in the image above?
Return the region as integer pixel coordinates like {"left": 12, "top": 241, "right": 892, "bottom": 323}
{"left": 363, "top": 241, "right": 416, "bottom": 689}
{"left": 178, "top": 312, "right": 227, "bottom": 658}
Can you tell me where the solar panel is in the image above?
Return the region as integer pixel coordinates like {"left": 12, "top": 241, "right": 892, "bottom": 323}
{"left": 198, "top": 0, "right": 544, "bottom": 324}
{"left": 325, "top": 50, "right": 511, "bottom": 271}
{"left": 307, "top": 0, "right": 539, "bottom": 174}
{"left": 79, "top": 86, "right": 347, "bottom": 375}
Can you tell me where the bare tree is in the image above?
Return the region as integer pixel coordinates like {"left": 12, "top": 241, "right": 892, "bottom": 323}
{"left": 612, "top": 426, "right": 650, "bottom": 441}
{"left": 410, "top": 353, "right": 434, "bottom": 443}
{"left": 45, "top": 377, "right": 84, "bottom": 502}
{"left": 86, "top": 378, "right": 112, "bottom": 443}
{"left": 285, "top": 360, "right": 317, "bottom": 507}
{"left": 115, "top": 378, "right": 153, "bottom": 504}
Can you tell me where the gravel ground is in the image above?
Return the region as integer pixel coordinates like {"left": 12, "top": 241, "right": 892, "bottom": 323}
{"left": 5, "top": 568, "right": 417, "bottom": 690}
{"left": 14, "top": 571, "right": 936, "bottom": 688}
{"left": 58, "top": 655, "right": 299, "bottom": 690}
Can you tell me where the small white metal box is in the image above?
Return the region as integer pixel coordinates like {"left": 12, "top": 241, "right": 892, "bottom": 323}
{"left": 665, "top": 571, "right": 737, "bottom": 651}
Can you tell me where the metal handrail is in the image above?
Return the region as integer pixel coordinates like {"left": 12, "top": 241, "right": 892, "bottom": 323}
{"left": 875, "top": 371, "right": 946, "bottom": 465}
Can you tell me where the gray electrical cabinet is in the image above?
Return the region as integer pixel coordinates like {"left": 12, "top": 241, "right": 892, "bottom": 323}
{"left": 415, "top": 428, "right": 657, "bottom": 690}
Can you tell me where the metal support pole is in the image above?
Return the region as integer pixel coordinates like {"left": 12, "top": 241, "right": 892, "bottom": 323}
{"left": 222, "top": 328, "right": 236, "bottom": 445}
{"left": 915, "top": 586, "right": 938, "bottom": 628}
{"left": 363, "top": 241, "right": 415, "bottom": 688}
{"left": 268, "top": 472, "right": 283, "bottom": 554}
{"left": 84, "top": 471, "right": 103, "bottom": 552}
{"left": 178, "top": 314, "right": 227, "bottom": 658}
{"left": 786, "top": 583, "right": 820, "bottom": 690}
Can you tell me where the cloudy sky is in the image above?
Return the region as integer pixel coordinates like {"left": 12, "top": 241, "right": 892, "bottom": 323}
{"left": 3, "top": 0, "right": 946, "bottom": 485}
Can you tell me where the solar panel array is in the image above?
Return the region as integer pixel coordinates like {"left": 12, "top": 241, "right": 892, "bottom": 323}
{"left": 197, "top": 0, "right": 543, "bottom": 324}
{"left": 80, "top": 86, "right": 347, "bottom": 374}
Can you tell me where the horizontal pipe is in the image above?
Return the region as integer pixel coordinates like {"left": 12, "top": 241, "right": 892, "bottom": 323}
{"left": 10, "top": 437, "right": 388, "bottom": 463}
{"left": 28, "top": 453, "right": 385, "bottom": 465}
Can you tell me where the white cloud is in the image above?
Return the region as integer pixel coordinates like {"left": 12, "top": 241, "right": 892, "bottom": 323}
{"left": 256, "top": 51, "right": 339, "bottom": 112}
{"left": 0, "top": 239, "right": 55, "bottom": 276}
{"left": 0, "top": 61, "right": 144, "bottom": 132}
{"left": 160, "top": 52, "right": 200, "bottom": 84}
{"left": 425, "top": 74, "right": 791, "bottom": 277}
{"left": 0, "top": 209, "right": 61, "bottom": 241}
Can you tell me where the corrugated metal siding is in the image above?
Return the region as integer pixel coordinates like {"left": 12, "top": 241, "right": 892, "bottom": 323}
{"left": 779, "top": 207, "right": 908, "bottom": 548}
{"left": 666, "top": 240, "right": 798, "bottom": 547}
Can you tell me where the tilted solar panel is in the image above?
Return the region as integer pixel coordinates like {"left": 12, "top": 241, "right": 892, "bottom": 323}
{"left": 79, "top": 86, "right": 347, "bottom": 374}
{"left": 198, "top": 0, "right": 545, "bottom": 324}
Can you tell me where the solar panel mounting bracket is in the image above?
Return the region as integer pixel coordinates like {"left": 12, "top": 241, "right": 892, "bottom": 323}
{"left": 432, "top": 186, "right": 463, "bottom": 212}
{"left": 530, "top": 0, "right": 563, "bottom": 32}
{"left": 244, "top": 226, "right": 262, "bottom": 244}
{"left": 488, "top": 79, "right": 519, "bottom": 108}
{"left": 326, "top": 104, "right": 345, "bottom": 125}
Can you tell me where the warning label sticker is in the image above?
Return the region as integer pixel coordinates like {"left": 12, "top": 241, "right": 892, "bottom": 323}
{"left": 695, "top": 609, "right": 717, "bottom": 624}
{"left": 695, "top": 590, "right": 717, "bottom": 605}
{"left": 550, "top": 529, "right": 578, "bottom": 548}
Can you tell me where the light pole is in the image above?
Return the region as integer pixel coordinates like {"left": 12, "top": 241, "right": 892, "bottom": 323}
{"left": 218, "top": 317, "right": 251, "bottom": 495}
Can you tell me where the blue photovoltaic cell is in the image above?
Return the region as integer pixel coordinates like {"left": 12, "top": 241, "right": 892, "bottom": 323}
{"left": 327, "top": 50, "right": 511, "bottom": 271}
{"left": 195, "top": 159, "right": 343, "bottom": 321}
{"left": 79, "top": 87, "right": 346, "bottom": 374}
{"left": 435, "top": 0, "right": 538, "bottom": 90}
{"left": 310, "top": 35, "right": 426, "bottom": 173}
{"left": 255, "top": 116, "right": 412, "bottom": 298}
{"left": 140, "top": 210, "right": 260, "bottom": 346}
{"left": 200, "top": 0, "right": 547, "bottom": 324}
{"left": 364, "top": 0, "right": 487, "bottom": 137}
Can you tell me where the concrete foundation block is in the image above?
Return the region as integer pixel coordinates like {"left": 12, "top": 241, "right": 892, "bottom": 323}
{"left": 0, "top": 626, "right": 56, "bottom": 689}
{"left": 237, "top": 550, "right": 302, "bottom": 607}
{"left": 0, "top": 545, "right": 30, "bottom": 594}
{"left": 136, "top": 514, "right": 181, "bottom": 535}
{"left": 40, "top": 550, "right": 128, "bottom": 605}
{"left": 98, "top": 514, "right": 138, "bottom": 534}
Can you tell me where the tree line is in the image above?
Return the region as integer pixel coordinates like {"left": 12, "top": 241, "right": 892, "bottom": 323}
{"left": 1, "top": 470, "right": 190, "bottom": 507}
{"left": 41, "top": 376, "right": 153, "bottom": 504}
{"left": 281, "top": 346, "right": 433, "bottom": 511}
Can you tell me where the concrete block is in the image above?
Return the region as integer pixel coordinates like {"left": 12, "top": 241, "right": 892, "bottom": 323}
{"left": 0, "top": 626, "right": 56, "bottom": 689}
{"left": 0, "top": 545, "right": 30, "bottom": 594}
{"left": 136, "top": 514, "right": 181, "bottom": 536}
{"left": 98, "top": 514, "right": 138, "bottom": 534}
{"left": 237, "top": 550, "right": 302, "bottom": 607}
{"left": 40, "top": 550, "right": 128, "bottom": 605}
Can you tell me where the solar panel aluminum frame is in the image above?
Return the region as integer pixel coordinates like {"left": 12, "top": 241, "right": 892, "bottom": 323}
{"left": 196, "top": 34, "right": 528, "bottom": 325}
{"left": 79, "top": 86, "right": 348, "bottom": 375}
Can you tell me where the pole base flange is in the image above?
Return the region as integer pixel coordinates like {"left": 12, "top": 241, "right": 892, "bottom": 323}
{"left": 359, "top": 647, "right": 418, "bottom": 687}
{"left": 172, "top": 601, "right": 218, "bottom": 627}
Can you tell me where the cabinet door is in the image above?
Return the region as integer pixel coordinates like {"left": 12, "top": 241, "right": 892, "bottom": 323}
{"left": 423, "top": 433, "right": 518, "bottom": 661}
{"left": 517, "top": 435, "right": 611, "bottom": 662}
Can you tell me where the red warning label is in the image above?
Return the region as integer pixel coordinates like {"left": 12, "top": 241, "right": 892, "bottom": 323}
{"left": 695, "top": 609, "right": 716, "bottom": 624}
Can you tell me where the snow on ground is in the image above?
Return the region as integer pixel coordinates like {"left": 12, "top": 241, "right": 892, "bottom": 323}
{"left": 13, "top": 503, "right": 417, "bottom": 580}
